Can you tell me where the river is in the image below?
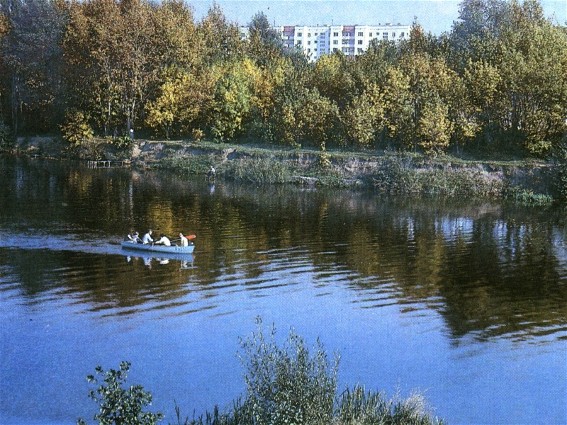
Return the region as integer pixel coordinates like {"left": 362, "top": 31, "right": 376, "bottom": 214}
{"left": 0, "top": 156, "right": 565, "bottom": 424}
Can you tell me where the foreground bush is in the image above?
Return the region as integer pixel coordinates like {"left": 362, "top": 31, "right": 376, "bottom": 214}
{"left": 79, "top": 321, "right": 445, "bottom": 425}
{"left": 183, "top": 319, "right": 445, "bottom": 425}
{"left": 77, "top": 361, "right": 163, "bottom": 425}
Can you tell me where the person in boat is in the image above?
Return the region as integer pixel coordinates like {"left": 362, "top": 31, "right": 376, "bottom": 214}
{"left": 142, "top": 229, "right": 153, "bottom": 244}
{"left": 179, "top": 233, "right": 189, "bottom": 247}
{"left": 128, "top": 231, "right": 141, "bottom": 243}
{"left": 154, "top": 234, "right": 171, "bottom": 246}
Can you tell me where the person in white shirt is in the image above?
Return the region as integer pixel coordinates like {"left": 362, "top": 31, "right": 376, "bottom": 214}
{"left": 128, "top": 231, "right": 141, "bottom": 243}
{"left": 154, "top": 234, "right": 171, "bottom": 246}
{"left": 179, "top": 233, "right": 189, "bottom": 247}
{"left": 142, "top": 229, "right": 153, "bottom": 244}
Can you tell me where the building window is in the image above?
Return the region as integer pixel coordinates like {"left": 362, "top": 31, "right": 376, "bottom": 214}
{"left": 358, "top": 31, "right": 363, "bottom": 36}
{"left": 400, "top": 32, "right": 405, "bottom": 38}
{"left": 333, "top": 48, "right": 338, "bottom": 52}
{"left": 333, "top": 40, "right": 338, "bottom": 45}
{"left": 358, "top": 40, "right": 363, "bottom": 45}
{"left": 357, "top": 48, "right": 363, "bottom": 53}
{"left": 369, "top": 32, "right": 373, "bottom": 37}
{"left": 333, "top": 32, "right": 339, "bottom": 36}
{"left": 308, "top": 33, "right": 311, "bottom": 37}
{"left": 308, "top": 41, "right": 311, "bottom": 45}
{"left": 298, "top": 32, "right": 302, "bottom": 37}
{"left": 383, "top": 32, "right": 388, "bottom": 40}
{"left": 392, "top": 32, "right": 396, "bottom": 38}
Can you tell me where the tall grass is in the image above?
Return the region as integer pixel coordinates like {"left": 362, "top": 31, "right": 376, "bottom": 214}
{"left": 221, "top": 157, "right": 296, "bottom": 184}
{"left": 371, "top": 153, "right": 504, "bottom": 198}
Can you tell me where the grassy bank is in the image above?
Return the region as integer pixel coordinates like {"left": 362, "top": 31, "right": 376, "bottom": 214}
{"left": 6, "top": 136, "right": 559, "bottom": 204}
{"left": 148, "top": 140, "right": 556, "bottom": 204}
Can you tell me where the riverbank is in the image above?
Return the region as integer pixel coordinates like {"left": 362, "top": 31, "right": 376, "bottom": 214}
{"left": 8, "top": 135, "right": 559, "bottom": 204}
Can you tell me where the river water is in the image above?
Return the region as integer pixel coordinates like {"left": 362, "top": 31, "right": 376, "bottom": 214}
{"left": 0, "top": 156, "right": 565, "bottom": 425}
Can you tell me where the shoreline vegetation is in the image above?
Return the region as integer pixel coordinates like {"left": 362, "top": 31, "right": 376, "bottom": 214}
{"left": 1, "top": 0, "right": 566, "bottom": 204}
{"left": 5, "top": 135, "right": 562, "bottom": 206}
{"left": 77, "top": 321, "right": 446, "bottom": 425}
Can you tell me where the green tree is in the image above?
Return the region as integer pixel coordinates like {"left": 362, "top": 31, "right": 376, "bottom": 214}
{"left": 63, "top": 0, "right": 159, "bottom": 136}
{"left": 297, "top": 88, "right": 340, "bottom": 150}
{"left": 382, "top": 66, "right": 413, "bottom": 148}
{"left": 310, "top": 53, "right": 358, "bottom": 109}
{"left": 342, "top": 83, "right": 385, "bottom": 148}
{"left": 496, "top": 1, "right": 567, "bottom": 155}
{"left": 0, "top": 0, "right": 67, "bottom": 134}
{"left": 196, "top": 4, "right": 243, "bottom": 66}
{"left": 246, "top": 11, "right": 284, "bottom": 67}
{"left": 146, "top": 66, "right": 216, "bottom": 138}
{"left": 208, "top": 59, "right": 258, "bottom": 142}
{"left": 77, "top": 361, "right": 163, "bottom": 425}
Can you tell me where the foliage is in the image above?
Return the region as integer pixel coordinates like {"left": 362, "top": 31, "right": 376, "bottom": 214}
{"left": 61, "top": 110, "right": 93, "bottom": 146}
{"left": 371, "top": 153, "right": 504, "bottom": 197}
{"left": 238, "top": 319, "right": 339, "bottom": 425}
{"left": 192, "top": 128, "right": 204, "bottom": 142}
{"left": 0, "top": 121, "right": 12, "bottom": 149}
{"left": 77, "top": 361, "right": 163, "bottom": 425}
{"left": 553, "top": 137, "right": 567, "bottom": 202}
{"left": 0, "top": 0, "right": 565, "bottom": 166}
{"left": 505, "top": 187, "right": 553, "bottom": 206}
{"left": 169, "top": 320, "right": 444, "bottom": 425}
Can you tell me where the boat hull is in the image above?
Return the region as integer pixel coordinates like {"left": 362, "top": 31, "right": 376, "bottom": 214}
{"left": 121, "top": 241, "right": 195, "bottom": 254}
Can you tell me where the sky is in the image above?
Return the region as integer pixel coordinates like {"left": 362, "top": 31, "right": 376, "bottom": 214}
{"left": 188, "top": 0, "right": 567, "bottom": 35}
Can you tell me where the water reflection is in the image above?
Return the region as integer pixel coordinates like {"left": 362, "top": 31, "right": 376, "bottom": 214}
{"left": 0, "top": 156, "right": 565, "bottom": 346}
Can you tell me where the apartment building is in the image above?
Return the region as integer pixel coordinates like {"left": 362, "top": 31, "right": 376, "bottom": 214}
{"left": 241, "top": 23, "right": 411, "bottom": 61}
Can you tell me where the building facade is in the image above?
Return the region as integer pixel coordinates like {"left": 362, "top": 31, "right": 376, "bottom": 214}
{"left": 241, "top": 23, "right": 411, "bottom": 61}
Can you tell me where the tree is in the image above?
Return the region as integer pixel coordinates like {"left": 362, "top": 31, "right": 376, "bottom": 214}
{"left": 145, "top": 66, "right": 216, "bottom": 138}
{"left": 0, "top": 0, "right": 67, "bottom": 134}
{"left": 310, "top": 53, "right": 358, "bottom": 109}
{"left": 246, "top": 11, "right": 284, "bottom": 66}
{"left": 496, "top": 1, "right": 567, "bottom": 155}
{"left": 341, "top": 83, "right": 385, "bottom": 148}
{"left": 297, "top": 88, "right": 340, "bottom": 150}
{"left": 208, "top": 59, "right": 259, "bottom": 142}
{"left": 63, "top": 0, "right": 159, "bottom": 136}
{"left": 196, "top": 4, "right": 243, "bottom": 65}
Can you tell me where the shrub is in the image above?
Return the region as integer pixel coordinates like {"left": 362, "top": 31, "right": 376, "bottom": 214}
{"left": 61, "top": 111, "right": 94, "bottom": 146}
{"left": 192, "top": 128, "right": 205, "bottom": 142}
{"left": 77, "top": 361, "right": 163, "bottom": 425}
{"left": 238, "top": 319, "right": 339, "bottom": 425}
